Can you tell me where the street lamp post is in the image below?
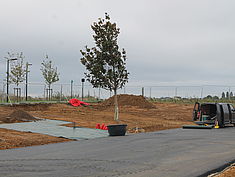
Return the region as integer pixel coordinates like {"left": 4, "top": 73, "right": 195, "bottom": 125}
{"left": 81, "top": 78, "right": 85, "bottom": 101}
{"left": 70, "top": 80, "right": 73, "bottom": 99}
{"left": 6, "top": 58, "right": 17, "bottom": 103}
{"left": 25, "top": 62, "right": 32, "bottom": 101}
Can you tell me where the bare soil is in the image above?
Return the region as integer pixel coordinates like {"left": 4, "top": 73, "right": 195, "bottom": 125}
{"left": 0, "top": 95, "right": 194, "bottom": 150}
{"left": 214, "top": 165, "right": 235, "bottom": 177}
{"left": 100, "top": 94, "right": 156, "bottom": 109}
{"left": 0, "top": 95, "right": 234, "bottom": 176}
{"left": 0, "top": 110, "right": 39, "bottom": 123}
{"left": 0, "top": 128, "right": 71, "bottom": 150}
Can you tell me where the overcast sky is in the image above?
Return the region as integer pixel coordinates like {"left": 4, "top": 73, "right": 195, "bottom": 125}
{"left": 0, "top": 0, "right": 235, "bottom": 88}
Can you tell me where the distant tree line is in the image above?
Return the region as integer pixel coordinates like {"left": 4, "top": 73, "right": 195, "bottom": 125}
{"left": 203, "top": 92, "right": 235, "bottom": 100}
{"left": 221, "top": 91, "right": 234, "bottom": 100}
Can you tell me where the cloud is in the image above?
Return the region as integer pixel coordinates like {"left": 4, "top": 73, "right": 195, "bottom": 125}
{"left": 0, "top": 0, "right": 235, "bottom": 91}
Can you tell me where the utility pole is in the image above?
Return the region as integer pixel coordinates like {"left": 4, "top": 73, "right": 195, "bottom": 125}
{"left": 98, "top": 87, "right": 101, "bottom": 100}
{"left": 25, "top": 62, "right": 32, "bottom": 101}
{"left": 60, "top": 84, "right": 63, "bottom": 101}
{"left": 71, "top": 80, "right": 73, "bottom": 99}
{"left": 200, "top": 87, "right": 203, "bottom": 99}
{"left": 81, "top": 78, "right": 85, "bottom": 101}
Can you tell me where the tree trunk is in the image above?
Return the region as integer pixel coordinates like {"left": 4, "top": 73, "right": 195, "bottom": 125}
{"left": 48, "top": 84, "right": 51, "bottom": 100}
{"left": 114, "top": 89, "right": 119, "bottom": 121}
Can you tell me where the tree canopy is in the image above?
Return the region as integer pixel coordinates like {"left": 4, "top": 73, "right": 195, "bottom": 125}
{"left": 80, "top": 13, "right": 129, "bottom": 121}
{"left": 41, "top": 55, "right": 59, "bottom": 89}
{"left": 80, "top": 13, "right": 129, "bottom": 93}
{"left": 6, "top": 52, "right": 26, "bottom": 87}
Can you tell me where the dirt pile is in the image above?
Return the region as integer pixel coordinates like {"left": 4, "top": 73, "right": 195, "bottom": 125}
{"left": 0, "top": 110, "right": 39, "bottom": 123}
{"left": 11, "top": 103, "right": 51, "bottom": 111}
{"left": 100, "top": 94, "right": 156, "bottom": 109}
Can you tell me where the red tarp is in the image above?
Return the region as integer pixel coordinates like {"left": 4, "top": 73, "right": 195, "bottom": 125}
{"left": 69, "top": 98, "right": 89, "bottom": 107}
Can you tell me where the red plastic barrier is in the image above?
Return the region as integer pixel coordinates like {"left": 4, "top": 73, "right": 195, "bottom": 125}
{"left": 96, "top": 123, "right": 108, "bottom": 130}
{"left": 96, "top": 123, "right": 100, "bottom": 129}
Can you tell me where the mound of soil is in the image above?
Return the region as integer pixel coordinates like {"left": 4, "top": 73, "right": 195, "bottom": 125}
{"left": 11, "top": 103, "right": 51, "bottom": 111}
{"left": 0, "top": 110, "right": 39, "bottom": 123}
{"left": 100, "top": 94, "right": 156, "bottom": 109}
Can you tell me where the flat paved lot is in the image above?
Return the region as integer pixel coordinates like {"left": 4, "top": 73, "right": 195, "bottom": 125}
{"left": 1, "top": 128, "right": 235, "bottom": 177}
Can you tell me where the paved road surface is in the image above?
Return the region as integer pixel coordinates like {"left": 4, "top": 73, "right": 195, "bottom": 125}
{"left": 1, "top": 128, "right": 235, "bottom": 177}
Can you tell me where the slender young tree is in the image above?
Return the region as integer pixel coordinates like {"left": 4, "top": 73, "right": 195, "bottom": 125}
{"left": 226, "top": 91, "right": 229, "bottom": 99}
{"left": 7, "top": 52, "right": 26, "bottom": 87}
{"left": 221, "top": 92, "right": 225, "bottom": 99}
{"left": 80, "top": 13, "right": 129, "bottom": 121}
{"left": 230, "top": 92, "right": 233, "bottom": 99}
{"left": 41, "top": 55, "right": 59, "bottom": 91}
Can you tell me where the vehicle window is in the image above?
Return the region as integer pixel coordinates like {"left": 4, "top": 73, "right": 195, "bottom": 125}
{"left": 222, "top": 105, "right": 229, "bottom": 115}
{"left": 194, "top": 103, "right": 200, "bottom": 111}
{"left": 229, "top": 104, "right": 234, "bottom": 110}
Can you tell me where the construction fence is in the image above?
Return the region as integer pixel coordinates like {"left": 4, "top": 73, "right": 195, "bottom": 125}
{"left": 0, "top": 82, "right": 235, "bottom": 102}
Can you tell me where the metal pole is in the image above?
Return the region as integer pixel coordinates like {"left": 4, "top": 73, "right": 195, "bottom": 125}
{"left": 175, "top": 87, "right": 177, "bottom": 97}
{"left": 6, "top": 59, "right": 9, "bottom": 103}
{"left": 200, "top": 87, "right": 203, "bottom": 99}
{"left": 25, "top": 63, "right": 28, "bottom": 101}
{"left": 82, "top": 82, "right": 84, "bottom": 100}
{"left": 81, "top": 78, "right": 85, "bottom": 101}
{"left": 2, "top": 82, "right": 5, "bottom": 102}
{"left": 142, "top": 87, "right": 144, "bottom": 97}
{"left": 26, "top": 66, "right": 28, "bottom": 101}
{"left": 25, "top": 62, "right": 32, "bottom": 101}
{"left": 71, "top": 80, "right": 73, "bottom": 99}
{"left": 60, "top": 84, "right": 63, "bottom": 101}
{"left": 99, "top": 87, "right": 101, "bottom": 99}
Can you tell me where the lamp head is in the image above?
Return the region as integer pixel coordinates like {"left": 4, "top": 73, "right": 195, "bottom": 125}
{"left": 10, "top": 58, "right": 17, "bottom": 61}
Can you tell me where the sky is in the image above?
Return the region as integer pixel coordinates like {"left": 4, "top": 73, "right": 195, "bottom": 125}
{"left": 0, "top": 0, "right": 235, "bottom": 97}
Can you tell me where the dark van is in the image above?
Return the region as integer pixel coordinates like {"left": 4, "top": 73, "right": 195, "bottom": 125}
{"left": 193, "top": 102, "right": 235, "bottom": 127}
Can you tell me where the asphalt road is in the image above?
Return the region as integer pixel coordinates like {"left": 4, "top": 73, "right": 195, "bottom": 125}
{"left": 1, "top": 127, "right": 235, "bottom": 177}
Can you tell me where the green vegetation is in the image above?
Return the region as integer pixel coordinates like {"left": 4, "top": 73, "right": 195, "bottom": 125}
{"left": 149, "top": 96, "right": 235, "bottom": 106}
{"left": 7, "top": 52, "right": 26, "bottom": 87}
{"left": 41, "top": 55, "right": 59, "bottom": 100}
{"left": 80, "top": 13, "right": 129, "bottom": 121}
{"left": 41, "top": 55, "right": 59, "bottom": 90}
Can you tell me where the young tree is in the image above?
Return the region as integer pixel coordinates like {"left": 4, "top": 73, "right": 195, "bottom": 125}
{"left": 221, "top": 92, "right": 225, "bottom": 99}
{"left": 226, "top": 91, "right": 229, "bottom": 99}
{"left": 80, "top": 13, "right": 129, "bottom": 121}
{"left": 230, "top": 92, "right": 233, "bottom": 99}
{"left": 7, "top": 52, "right": 26, "bottom": 87}
{"left": 41, "top": 55, "right": 59, "bottom": 91}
